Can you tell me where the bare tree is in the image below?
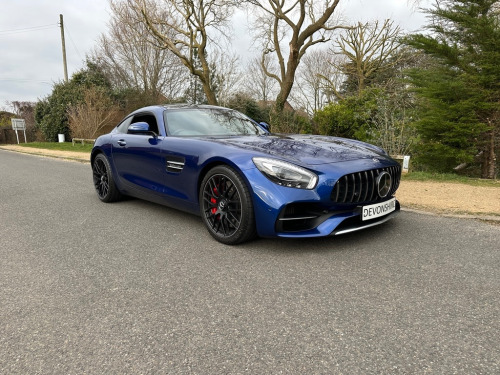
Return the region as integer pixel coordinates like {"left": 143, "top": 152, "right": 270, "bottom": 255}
{"left": 92, "top": 0, "right": 188, "bottom": 101}
{"left": 368, "top": 93, "right": 417, "bottom": 156}
{"left": 128, "top": 0, "right": 236, "bottom": 105}
{"left": 67, "top": 87, "right": 119, "bottom": 139}
{"left": 211, "top": 52, "right": 242, "bottom": 106}
{"left": 330, "top": 19, "right": 404, "bottom": 96}
{"left": 247, "top": 0, "right": 346, "bottom": 130}
{"left": 293, "top": 49, "right": 335, "bottom": 115}
{"left": 244, "top": 55, "right": 278, "bottom": 103}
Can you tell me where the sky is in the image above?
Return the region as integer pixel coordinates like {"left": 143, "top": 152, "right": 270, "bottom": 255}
{"left": 0, "top": 0, "right": 431, "bottom": 110}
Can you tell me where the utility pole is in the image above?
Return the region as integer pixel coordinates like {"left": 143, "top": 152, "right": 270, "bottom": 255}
{"left": 59, "top": 14, "right": 68, "bottom": 82}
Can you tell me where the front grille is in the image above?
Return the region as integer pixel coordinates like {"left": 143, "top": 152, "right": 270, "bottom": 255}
{"left": 331, "top": 165, "right": 401, "bottom": 204}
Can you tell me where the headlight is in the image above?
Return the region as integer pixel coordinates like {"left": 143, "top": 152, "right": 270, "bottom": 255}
{"left": 252, "top": 157, "right": 318, "bottom": 189}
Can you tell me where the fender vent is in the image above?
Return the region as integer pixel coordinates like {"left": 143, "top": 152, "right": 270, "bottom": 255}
{"left": 166, "top": 156, "right": 185, "bottom": 173}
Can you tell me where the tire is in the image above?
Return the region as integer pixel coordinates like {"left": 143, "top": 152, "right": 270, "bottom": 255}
{"left": 199, "top": 165, "right": 257, "bottom": 245}
{"left": 92, "top": 153, "right": 123, "bottom": 203}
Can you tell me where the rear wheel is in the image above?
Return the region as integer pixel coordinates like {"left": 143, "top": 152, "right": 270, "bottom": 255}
{"left": 92, "top": 153, "right": 122, "bottom": 202}
{"left": 200, "top": 165, "right": 256, "bottom": 245}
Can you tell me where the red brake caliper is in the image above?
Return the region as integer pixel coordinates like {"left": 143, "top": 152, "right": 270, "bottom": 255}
{"left": 211, "top": 187, "right": 218, "bottom": 215}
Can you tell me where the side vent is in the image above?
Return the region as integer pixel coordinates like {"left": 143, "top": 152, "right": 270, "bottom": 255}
{"left": 166, "top": 156, "right": 185, "bottom": 173}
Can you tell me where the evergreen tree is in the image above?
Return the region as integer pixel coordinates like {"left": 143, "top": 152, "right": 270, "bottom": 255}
{"left": 405, "top": 0, "right": 500, "bottom": 178}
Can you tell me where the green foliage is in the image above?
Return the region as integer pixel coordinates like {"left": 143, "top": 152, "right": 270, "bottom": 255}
{"left": 0, "top": 110, "right": 15, "bottom": 128}
{"left": 225, "top": 93, "right": 270, "bottom": 122}
{"left": 404, "top": 0, "right": 500, "bottom": 176}
{"left": 313, "top": 83, "right": 418, "bottom": 155}
{"left": 114, "top": 88, "right": 166, "bottom": 114}
{"left": 34, "top": 61, "right": 113, "bottom": 141}
{"left": 226, "top": 93, "right": 313, "bottom": 134}
{"left": 71, "top": 61, "right": 112, "bottom": 90}
{"left": 276, "top": 110, "right": 311, "bottom": 134}
{"left": 34, "top": 84, "right": 80, "bottom": 141}
{"left": 409, "top": 66, "right": 488, "bottom": 171}
{"left": 366, "top": 91, "right": 418, "bottom": 156}
{"left": 313, "top": 89, "right": 379, "bottom": 139}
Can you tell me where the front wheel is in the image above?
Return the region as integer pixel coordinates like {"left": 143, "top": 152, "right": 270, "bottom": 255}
{"left": 200, "top": 165, "right": 257, "bottom": 245}
{"left": 92, "top": 153, "right": 122, "bottom": 203}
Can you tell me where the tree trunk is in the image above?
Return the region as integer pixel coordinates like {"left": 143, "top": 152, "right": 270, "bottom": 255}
{"left": 271, "top": 53, "right": 299, "bottom": 132}
{"left": 481, "top": 128, "right": 497, "bottom": 179}
{"left": 358, "top": 74, "right": 365, "bottom": 96}
{"left": 202, "top": 82, "right": 218, "bottom": 105}
{"left": 270, "top": 94, "right": 285, "bottom": 133}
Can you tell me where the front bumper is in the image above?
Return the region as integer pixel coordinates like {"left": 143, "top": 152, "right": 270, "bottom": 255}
{"left": 242, "top": 160, "right": 401, "bottom": 238}
{"left": 272, "top": 200, "right": 400, "bottom": 238}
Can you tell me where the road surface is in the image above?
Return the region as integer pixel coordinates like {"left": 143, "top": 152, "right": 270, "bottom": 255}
{"left": 1, "top": 150, "right": 499, "bottom": 374}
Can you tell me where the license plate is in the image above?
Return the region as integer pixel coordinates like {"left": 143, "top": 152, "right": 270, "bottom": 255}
{"left": 361, "top": 198, "right": 396, "bottom": 221}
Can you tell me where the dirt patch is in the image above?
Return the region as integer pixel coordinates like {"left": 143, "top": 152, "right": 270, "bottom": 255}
{"left": 397, "top": 180, "right": 500, "bottom": 217}
{"left": 1, "top": 144, "right": 499, "bottom": 218}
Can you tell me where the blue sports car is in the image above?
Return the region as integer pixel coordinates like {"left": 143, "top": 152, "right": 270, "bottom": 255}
{"left": 91, "top": 104, "right": 401, "bottom": 244}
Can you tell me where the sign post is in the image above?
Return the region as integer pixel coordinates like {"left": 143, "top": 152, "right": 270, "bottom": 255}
{"left": 402, "top": 155, "right": 411, "bottom": 173}
{"left": 11, "top": 119, "right": 27, "bottom": 144}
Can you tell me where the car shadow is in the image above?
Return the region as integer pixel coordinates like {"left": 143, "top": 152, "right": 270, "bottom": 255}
{"left": 243, "top": 219, "right": 401, "bottom": 254}
{"left": 103, "top": 196, "right": 402, "bottom": 254}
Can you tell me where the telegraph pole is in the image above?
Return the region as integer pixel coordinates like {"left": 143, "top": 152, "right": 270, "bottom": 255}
{"left": 59, "top": 14, "right": 68, "bottom": 82}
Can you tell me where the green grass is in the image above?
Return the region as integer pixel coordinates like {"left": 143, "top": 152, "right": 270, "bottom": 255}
{"left": 17, "top": 142, "right": 93, "bottom": 152}
{"left": 402, "top": 171, "right": 499, "bottom": 187}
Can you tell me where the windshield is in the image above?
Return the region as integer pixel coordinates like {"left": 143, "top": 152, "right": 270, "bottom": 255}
{"left": 164, "top": 108, "right": 267, "bottom": 137}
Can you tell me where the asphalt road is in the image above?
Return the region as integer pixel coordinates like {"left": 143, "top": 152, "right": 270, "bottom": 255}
{"left": 1, "top": 149, "right": 499, "bottom": 374}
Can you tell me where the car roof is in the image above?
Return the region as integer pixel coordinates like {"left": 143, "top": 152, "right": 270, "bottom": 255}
{"left": 130, "top": 104, "right": 229, "bottom": 116}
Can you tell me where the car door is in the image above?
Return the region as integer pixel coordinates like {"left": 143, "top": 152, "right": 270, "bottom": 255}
{"left": 111, "top": 112, "right": 166, "bottom": 196}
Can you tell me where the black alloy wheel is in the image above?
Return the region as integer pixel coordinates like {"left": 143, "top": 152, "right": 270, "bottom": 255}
{"left": 92, "top": 153, "right": 122, "bottom": 203}
{"left": 200, "top": 165, "right": 256, "bottom": 245}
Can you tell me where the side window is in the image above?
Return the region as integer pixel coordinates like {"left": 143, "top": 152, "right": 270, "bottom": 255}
{"left": 131, "top": 113, "right": 159, "bottom": 134}
{"left": 116, "top": 117, "right": 133, "bottom": 134}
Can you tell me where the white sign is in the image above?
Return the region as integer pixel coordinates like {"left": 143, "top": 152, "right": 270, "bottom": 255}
{"left": 11, "top": 118, "right": 27, "bottom": 144}
{"left": 11, "top": 118, "right": 26, "bottom": 130}
{"left": 402, "top": 155, "right": 411, "bottom": 173}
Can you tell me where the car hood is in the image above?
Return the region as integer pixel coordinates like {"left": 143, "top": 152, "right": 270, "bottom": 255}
{"left": 209, "top": 134, "right": 389, "bottom": 166}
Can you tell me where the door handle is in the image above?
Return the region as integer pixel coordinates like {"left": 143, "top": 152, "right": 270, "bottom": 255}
{"left": 117, "top": 139, "right": 126, "bottom": 146}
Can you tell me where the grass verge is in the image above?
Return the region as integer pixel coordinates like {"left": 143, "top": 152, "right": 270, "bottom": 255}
{"left": 16, "top": 142, "right": 93, "bottom": 153}
{"left": 402, "top": 171, "right": 499, "bottom": 187}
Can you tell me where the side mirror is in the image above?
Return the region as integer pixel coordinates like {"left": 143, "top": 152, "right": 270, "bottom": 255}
{"left": 258, "top": 122, "right": 270, "bottom": 132}
{"left": 128, "top": 122, "right": 157, "bottom": 137}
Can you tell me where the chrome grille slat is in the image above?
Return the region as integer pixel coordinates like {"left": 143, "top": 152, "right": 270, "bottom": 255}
{"left": 331, "top": 165, "right": 401, "bottom": 204}
{"left": 354, "top": 173, "right": 360, "bottom": 203}
{"left": 369, "top": 169, "right": 376, "bottom": 202}
{"left": 362, "top": 171, "right": 369, "bottom": 202}
{"left": 342, "top": 175, "right": 348, "bottom": 203}
{"left": 350, "top": 174, "right": 356, "bottom": 202}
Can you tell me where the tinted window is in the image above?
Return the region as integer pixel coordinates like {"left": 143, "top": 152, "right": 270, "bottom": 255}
{"left": 131, "top": 113, "right": 159, "bottom": 134}
{"left": 115, "top": 117, "right": 132, "bottom": 134}
{"left": 164, "top": 108, "right": 266, "bottom": 137}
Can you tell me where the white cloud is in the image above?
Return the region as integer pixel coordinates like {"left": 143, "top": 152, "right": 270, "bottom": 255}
{"left": 340, "top": 0, "right": 431, "bottom": 31}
